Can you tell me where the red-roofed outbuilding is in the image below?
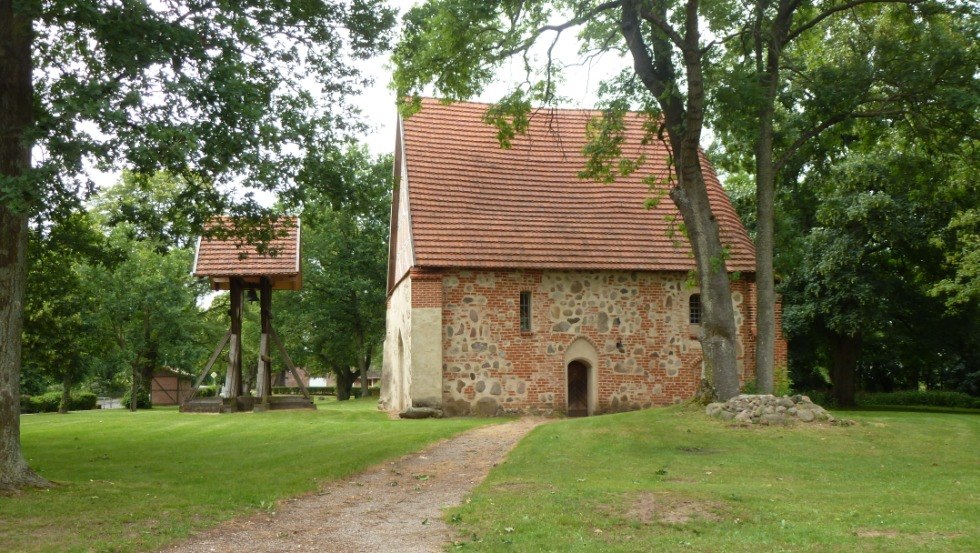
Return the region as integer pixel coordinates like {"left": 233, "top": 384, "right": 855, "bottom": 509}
{"left": 381, "top": 99, "right": 787, "bottom": 417}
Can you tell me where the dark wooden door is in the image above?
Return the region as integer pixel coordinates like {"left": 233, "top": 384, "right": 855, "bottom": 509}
{"left": 567, "top": 361, "right": 589, "bottom": 417}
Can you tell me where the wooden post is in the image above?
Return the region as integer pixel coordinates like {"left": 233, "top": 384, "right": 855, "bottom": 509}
{"left": 256, "top": 277, "right": 272, "bottom": 404}
{"left": 224, "top": 278, "right": 243, "bottom": 407}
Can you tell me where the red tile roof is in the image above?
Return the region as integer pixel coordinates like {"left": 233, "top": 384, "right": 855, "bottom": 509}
{"left": 193, "top": 217, "right": 301, "bottom": 290}
{"left": 399, "top": 99, "right": 755, "bottom": 273}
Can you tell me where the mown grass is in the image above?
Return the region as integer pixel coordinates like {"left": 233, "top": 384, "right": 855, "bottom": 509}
{"left": 1, "top": 398, "right": 492, "bottom": 552}
{"left": 448, "top": 406, "right": 979, "bottom": 552}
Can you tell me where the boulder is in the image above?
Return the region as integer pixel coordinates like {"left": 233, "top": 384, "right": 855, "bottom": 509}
{"left": 399, "top": 407, "right": 444, "bottom": 419}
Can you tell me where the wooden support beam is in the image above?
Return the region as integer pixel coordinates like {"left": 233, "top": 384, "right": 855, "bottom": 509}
{"left": 224, "top": 278, "right": 243, "bottom": 401}
{"left": 256, "top": 277, "right": 273, "bottom": 403}
{"left": 269, "top": 326, "right": 311, "bottom": 401}
{"left": 187, "top": 331, "right": 232, "bottom": 401}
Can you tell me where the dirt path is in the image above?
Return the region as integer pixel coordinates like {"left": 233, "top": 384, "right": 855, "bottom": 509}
{"left": 161, "top": 417, "right": 547, "bottom": 553}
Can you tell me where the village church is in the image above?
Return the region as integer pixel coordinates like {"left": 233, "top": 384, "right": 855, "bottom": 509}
{"left": 381, "top": 99, "right": 786, "bottom": 417}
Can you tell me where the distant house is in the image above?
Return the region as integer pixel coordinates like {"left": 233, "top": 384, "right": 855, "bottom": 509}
{"left": 381, "top": 99, "right": 787, "bottom": 417}
{"left": 151, "top": 367, "right": 194, "bottom": 406}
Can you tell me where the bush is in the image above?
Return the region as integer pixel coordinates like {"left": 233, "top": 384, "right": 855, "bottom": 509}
{"left": 122, "top": 389, "right": 152, "bottom": 410}
{"left": 20, "top": 391, "right": 99, "bottom": 413}
{"left": 20, "top": 395, "right": 40, "bottom": 414}
{"left": 69, "top": 391, "right": 98, "bottom": 411}
{"left": 36, "top": 392, "right": 62, "bottom": 412}
{"left": 195, "top": 385, "right": 217, "bottom": 398}
{"left": 957, "top": 371, "right": 980, "bottom": 397}
{"left": 352, "top": 386, "right": 381, "bottom": 399}
{"left": 857, "top": 390, "right": 980, "bottom": 409}
{"left": 797, "top": 389, "right": 835, "bottom": 407}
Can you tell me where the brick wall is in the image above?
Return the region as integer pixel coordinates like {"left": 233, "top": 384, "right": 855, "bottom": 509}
{"left": 410, "top": 267, "right": 443, "bottom": 308}
{"left": 438, "top": 269, "right": 761, "bottom": 416}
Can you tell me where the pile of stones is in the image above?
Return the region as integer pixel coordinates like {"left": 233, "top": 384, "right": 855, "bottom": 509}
{"left": 705, "top": 394, "right": 839, "bottom": 425}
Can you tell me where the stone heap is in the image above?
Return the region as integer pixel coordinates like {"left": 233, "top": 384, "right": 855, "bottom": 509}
{"left": 705, "top": 394, "right": 836, "bottom": 425}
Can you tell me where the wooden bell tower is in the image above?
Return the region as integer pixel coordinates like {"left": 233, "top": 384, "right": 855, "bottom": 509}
{"left": 182, "top": 217, "right": 313, "bottom": 413}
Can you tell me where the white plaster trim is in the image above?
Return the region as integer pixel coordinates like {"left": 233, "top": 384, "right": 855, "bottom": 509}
{"left": 294, "top": 217, "right": 302, "bottom": 273}
{"left": 191, "top": 235, "right": 202, "bottom": 276}
{"left": 399, "top": 116, "right": 417, "bottom": 268}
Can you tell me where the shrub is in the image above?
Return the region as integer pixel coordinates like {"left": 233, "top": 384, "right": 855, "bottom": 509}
{"left": 69, "top": 392, "right": 98, "bottom": 411}
{"left": 857, "top": 390, "right": 980, "bottom": 409}
{"left": 20, "top": 391, "right": 98, "bottom": 413}
{"left": 20, "top": 395, "right": 40, "bottom": 414}
{"left": 37, "top": 392, "right": 62, "bottom": 412}
{"left": 957, "top": 371, "right": 980, "bottom": 397}
{"left": 195, "top": 386, "right": 217, "bottom": 398}
{"left": 797, "top": 389, "right": 835, "bottom": 407}
{"left": 122, "top": 389, "right": 152, "bottom": 409}
{"left": 352, "top": 386, "right": 381, "bottom": 399}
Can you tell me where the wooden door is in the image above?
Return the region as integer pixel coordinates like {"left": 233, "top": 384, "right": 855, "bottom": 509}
{"left": 567, "top": 361, "right": 589, "bottom": 417}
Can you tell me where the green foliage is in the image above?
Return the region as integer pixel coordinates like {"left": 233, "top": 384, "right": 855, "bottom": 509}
{"left": 194, "top": 386, "right": 218, "bottom": 398}
{"left": 20, "top": 391, "right": 98, "bottom": 413}
{"left": 774, "top": 367, "right": 793, "bottom": 397}
{"left": 11, "top": 0, "right": 397, "bottom": 218}
{"left": 22, "top": 212, "right": 119, "bottom": 397}
{"left": 121, "top": 388, "right": 152, "bottom": 410}
{"left": 857, "top": 390, "right": 980, "bottom": 409}
{"left": 352, "top": 386, "right": 381, "bottom": 399}
{"left": 276, "top": 146, "right": 391, "bottom": 400}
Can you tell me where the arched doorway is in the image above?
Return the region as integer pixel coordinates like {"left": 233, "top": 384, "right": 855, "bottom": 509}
{"left": 566, "top": 360, "right": 590, "bottom": 417}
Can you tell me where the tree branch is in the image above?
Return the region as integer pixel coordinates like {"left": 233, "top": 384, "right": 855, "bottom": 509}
{"left": 786, "top": 0, "right": 923, "bottom": 43}
{"left": 774, "top": 108, "right": 906, "bottom": 171}
{"left": 495, "top": 0, "right": 624, "bottom": 59}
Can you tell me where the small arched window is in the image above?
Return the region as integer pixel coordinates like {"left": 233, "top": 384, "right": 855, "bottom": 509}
{"left": 689, "top": 294, "right": 702, "bottom": 325}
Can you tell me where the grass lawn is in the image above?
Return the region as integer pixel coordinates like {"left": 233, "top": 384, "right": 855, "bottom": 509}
{"left": 448, "top": 406, "right": 979, "bottom": 552}
{"left": 1, "top": 398, "right": 492, "bottom": 553}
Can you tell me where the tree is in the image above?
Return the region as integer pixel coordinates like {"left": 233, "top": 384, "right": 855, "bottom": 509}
{"left": 81, "top": 227, "right": 207, "bottom": 412}
{"left": 708, "top": 0, "right": 976, "bottom": 392}
{"left": 22, "top": 212, "right": 116, "bottom": 413}
{"left": 2, "top": 0, "right": 397, "bottom": 489}
{"left": 277, "top": 147, "right": 391, "bottom": 400}
{"left": 778, "top": 117, "right": 977, "bottom": 405}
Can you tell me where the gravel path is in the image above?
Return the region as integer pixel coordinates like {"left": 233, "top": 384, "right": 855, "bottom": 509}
{"left": 161, "top": 417, "right": 546, "bottom": 553}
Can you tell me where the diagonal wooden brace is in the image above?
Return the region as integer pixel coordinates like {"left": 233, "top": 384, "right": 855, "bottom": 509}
{"left": 269, "top": 326, "right": 312, "bottom": 401}
{"left": 188, "top": 331, "right": 232, "bottom": 401}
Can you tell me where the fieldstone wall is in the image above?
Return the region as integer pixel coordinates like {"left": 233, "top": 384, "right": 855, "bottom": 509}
{"left": 440, "top": 269, "right": 765, "bottom": 416}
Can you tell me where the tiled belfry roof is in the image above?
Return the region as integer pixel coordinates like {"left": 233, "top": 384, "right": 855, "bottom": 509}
{"left": 398, "top": 98, "right": 756, "bottom": 273}
{"left": 193, "top": 217, "right": 301, "bottom": 290}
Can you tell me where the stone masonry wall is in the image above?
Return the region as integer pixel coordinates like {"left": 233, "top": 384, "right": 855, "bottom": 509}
{"left": 440, "top": 269, "right": 763, "bottom": 416}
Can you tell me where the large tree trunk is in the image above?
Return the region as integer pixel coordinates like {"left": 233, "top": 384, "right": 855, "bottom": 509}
{"left": 0, "top": 0, "right": 48, "bottom": 491}
{"left": 753, "top": 51, "right": 779, "bottom": 395}
{"left": 752, "top": 0, "right": 796, "bottom": 395}
{"left": 335, "top": 365, "right": 356, "bottom": 401}
{"left": 671, "top": 144, "right": 742, "bottom": 401}
{"left": 0, "top": 210, "right": 47, "bottom": 490}
{"left": 829, "top": 333, "right": 861, "bottom": 407}
{"left": 58, "top": 374, "right": 72, "bottom": 414}
{"left": 620, "top": 0, "right": 741, "bottom": 400}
